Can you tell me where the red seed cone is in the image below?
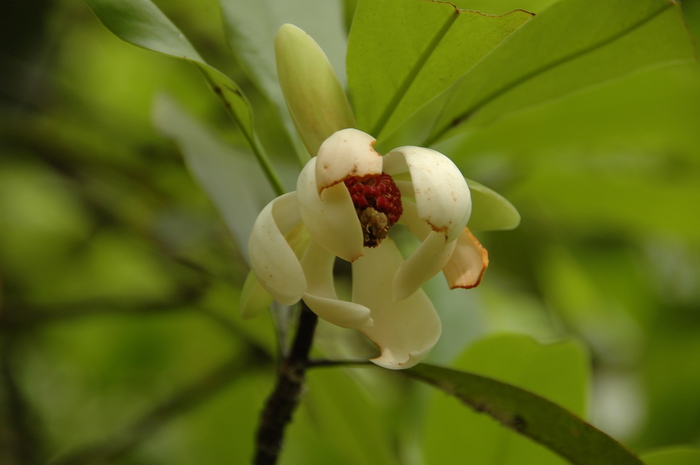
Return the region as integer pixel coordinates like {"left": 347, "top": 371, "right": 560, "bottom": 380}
{"left": 344, "top": 173, "right": 402, "bottom": 247}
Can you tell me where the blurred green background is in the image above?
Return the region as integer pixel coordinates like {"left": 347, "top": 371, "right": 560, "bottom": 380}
{"left": 1, "top": 0, "right": 699, "bottom": 464}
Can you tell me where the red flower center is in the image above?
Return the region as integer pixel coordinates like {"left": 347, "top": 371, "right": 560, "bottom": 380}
{"left": 344, "top": 173, "right": 403, "bottom": 247}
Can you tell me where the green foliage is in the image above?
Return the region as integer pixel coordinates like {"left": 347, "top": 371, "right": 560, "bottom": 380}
{"left": 428, "top": 0, "right": 695, "bottom": 143}
{"left": 641, "top": 448, "right": 700, "bottom": 465}
{"left": 1, "top": 0, "right": 699, "bottom": 463}
{"left": 414, "top": 335, "right": 615, "bottom": 465}
{"left": 85, "top": 0, "right": 285, "bottom": 194}
{"left": 347, "top": 0, "right": 533, "bottom": 140}
{"left": 152, "top": 94, "right": 275, "bottom": 255}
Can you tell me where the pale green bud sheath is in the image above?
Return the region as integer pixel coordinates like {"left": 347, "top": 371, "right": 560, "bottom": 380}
{"left": 275, "top": 24, "right": 356, "bottom": 157}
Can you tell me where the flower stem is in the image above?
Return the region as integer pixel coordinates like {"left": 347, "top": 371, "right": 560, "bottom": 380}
{"left": 249, "top": 133, "right": 287, "bottom": 197}
{"left": 253, "top": 304, "right": 318, "bottom": 465}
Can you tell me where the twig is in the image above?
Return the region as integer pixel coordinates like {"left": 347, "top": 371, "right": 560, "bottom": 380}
{"left": 253, "top": 304, "right": 318, "bottom": 465}
{"left": 307, "top": 359, "right": 373, "bottom": 369}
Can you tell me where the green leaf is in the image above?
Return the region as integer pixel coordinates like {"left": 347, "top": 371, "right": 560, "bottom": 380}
{"left": 85, "top": 0, "right": 285, "bottom": 194}
{"left": 449, "top": 0, "right": 558, "bottom": 14}
{"left": 641, "top": 447, "right": 700, "bottom": 465}
{"left": 467, "top": 179, "right": 521, "bottom": 231}
{"left": 85, "top": 0, "right": 250, "bottom": 139}
{"left": 421, "top": 335, "right": 589, "bottom": 464}
{"left": 406, "top": 338, "right": 643, "bottom": 465}
{"left": 427, "top": 0, "right": 696, "bottom": 143}
{"left": 347, "top": 0, "right": 532, "bottom": 140}
{"left": 516, "top": 160, "right": 700, "bottom": 239}
{"left": 152, "top": 94, "right": 274, "bottom": 260}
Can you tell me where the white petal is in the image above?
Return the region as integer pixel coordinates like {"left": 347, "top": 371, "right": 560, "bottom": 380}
{"left": 315, "top": 128, "right": 383, "bottom": 191}
{"left": 394, "top": 200, "right": 455, "bottom": 300}
{"left": 297, "top": 157, "right": 365, "bottom": 261}
{"left": 443, "top": 227, "right": 489, "bottom": 289}
{"left": 384, "top": 147, "right": 470, "bottom": 242}
{"left": 301, "top": 241, "right": 373, "bottom": 329}
{"left": 393, "top": 230, "right": 456, "bottom": 301}
{"left": 248, "top": 193, "right": 306, "bottom": 305}
{"left": 352, "top": 239, "right": 441, "bottom": 370}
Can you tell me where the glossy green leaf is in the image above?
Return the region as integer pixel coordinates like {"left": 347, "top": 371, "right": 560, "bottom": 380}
{"left": 406, "top": 336, "right": 643, "bottom": 465}
{"left": 427, "top": 0, "right": 695, "bottom": 143}
{"left": 152, "top": 94, "right": 274, "bottom": 261}
{"left": 86, "top": 0, "right": 252, "bottom": 140}
{"left": 421, "top": 335, "right": 589, "bottom": 464}
{"left": 641, "top": 447, "right": 700, "bottom": 465}
{"left": 443, "top": 64, "right": 700, "bottom": 165}
{"left": 347, "top": 0, "right": 532, "bottom": 140}
{"left": 467, "top": 179, "right": 521, "bottom": 231}
{"left": 85, "top": 0, "right": 286, "bottom": 194}
{"left": 449, "top": 0, "right": 558, "bottom": 14}
{"left": 441, "top": 63, "right": 700, "bottom": 240}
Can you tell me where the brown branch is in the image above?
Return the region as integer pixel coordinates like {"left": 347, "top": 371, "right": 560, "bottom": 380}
{"left": 253, "top": 304, "right": 318, "bottom": 465}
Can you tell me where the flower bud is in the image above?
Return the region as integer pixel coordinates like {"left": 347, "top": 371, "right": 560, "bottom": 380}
{"left": 275, "top": 24, "right": 356, "bottom": 156}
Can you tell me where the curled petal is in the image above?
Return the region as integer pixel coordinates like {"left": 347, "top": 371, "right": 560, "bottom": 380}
{"left": 315, "top": 128, "right": 383, "bottom": 191}
{"left": 248, "top": 193, "right": 306, "bottom": 305}
{"left": 393, "top": 231, "right": 456, "bottom": 301}
{"left": 352, "top": 239, "right": 441, "bottom": 370}
{"left": 297, "top": 157, "right": 365, "bottom": 261}
{"left": 302, "top": 241, "right": 372, "bottom": 329}
{"left": 443, "top": 227, "right": 489, "bottom": 289}
{"left": 395, "top": 201, "right": 454, "bottom": 300}
{"left": 384, "top": 147, "right": 471, "bottom": 242}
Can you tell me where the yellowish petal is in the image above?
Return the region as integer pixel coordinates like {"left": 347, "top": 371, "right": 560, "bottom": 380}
{"left": 302, "top": 241, "right": 373, "bottom": 329}
{"left": 352, "top": 239, "right": 441, "bottom": 370}
{"left": 393, "top": 230, "right": 456, "bottom": 301}
{"left": 248, "top": 193, "right": 306, "bottom": 305}
{"left": 443, "top": 227, "right": 489, "bottom": 289}
{"left": 297, "top": 157, "right": 365, "bottom": 261}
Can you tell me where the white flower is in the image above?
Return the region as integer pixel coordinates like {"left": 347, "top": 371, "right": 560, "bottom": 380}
{"left": 248, "top": 128, "right": 488, "bottom": 369}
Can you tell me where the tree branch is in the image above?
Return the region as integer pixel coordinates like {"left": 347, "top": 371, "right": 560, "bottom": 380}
{"left": 253, "top": 304, "right": 318, "bottom": 465}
